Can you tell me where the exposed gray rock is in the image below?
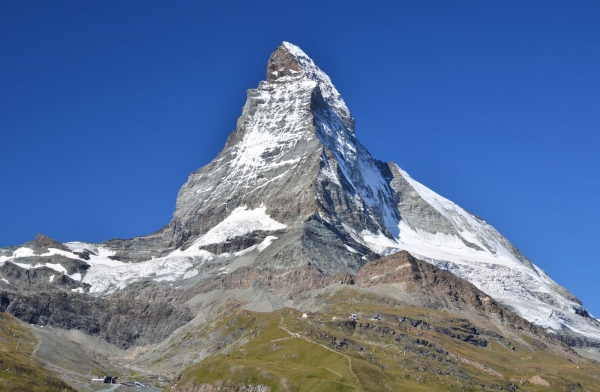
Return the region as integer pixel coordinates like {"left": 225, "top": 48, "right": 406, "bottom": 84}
{"left": 13, "top": 255, "right": 89, "bottom": 275}
{"left": 33, "top": 233, "right": 73, "bottom": 254}
{"left": 0, "top": 287, "right": 193, "bottom": 349}
{"left": 0, "top": 261, "right": 87, "bottom": 292}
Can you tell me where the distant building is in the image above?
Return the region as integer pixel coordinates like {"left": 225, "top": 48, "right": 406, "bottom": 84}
{"left": 302, "top": 312, "right": 314, "bottom": 318}
{"left": 91, "top": 376, "right": 118, "bottom": 384}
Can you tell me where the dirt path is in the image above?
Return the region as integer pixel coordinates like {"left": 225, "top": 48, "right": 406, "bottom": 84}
{"left": 98, "top": 384, "right": 121, "bottom": 392}
{"left": 278, "top": 318, "right": 361, "bottom": 389}
{"left": 31, "top": 328, "right": 43, "bottom": 358}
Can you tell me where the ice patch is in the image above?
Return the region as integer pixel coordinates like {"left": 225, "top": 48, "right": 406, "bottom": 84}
{"left": 69, "top": 273, "right": 82, "bottom": 281}
{"left": 14, "top": 262, "right": 68, "bottom": 274}
{"left": 344, "top": 245, "right": 358, "bottom": 254}
{"left": 360, "top": 230, "right": 400, "bottom": 256}
{"left": 258, "top": 236, "right": 278, "bottom": 252}
{"left": 183, "top": 269, "right": 198, "bottom": 279}
{"left": 64, "top": 242, "right": 126, "bottom": 267}
{"left": 83, "top": 250, "right": 213, "bottom": 295}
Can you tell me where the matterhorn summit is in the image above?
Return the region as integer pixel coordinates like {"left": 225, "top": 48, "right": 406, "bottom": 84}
{"left": 1, "top": 42, "right": 599, "bottom": 368}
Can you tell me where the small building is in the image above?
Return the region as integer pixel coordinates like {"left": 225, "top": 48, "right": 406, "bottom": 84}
{"left": 349, "top": 314, "right": 358, "bottom": 321}
{"left": 91, "top": 376, "right": 118, "bottom": 384}
{"left": 302, "top": 312, "right": 314, "bottom": 318}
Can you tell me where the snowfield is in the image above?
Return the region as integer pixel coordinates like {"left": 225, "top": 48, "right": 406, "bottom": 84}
{"left": 0, "top": 206, "right": 287, "bottom": 296}
{"left": 352, "top": 169, "right": 600, "bottom": 340}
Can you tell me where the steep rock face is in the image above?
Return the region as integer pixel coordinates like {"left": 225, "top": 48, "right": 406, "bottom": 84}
{"left": 106, "top": 43, "right": 399, "bottom": 275}
{"left": 0, "top": 261, "right": 87, "bottom": 293}
{"left": 0, "top": 288, "right": 193, "bottom": 349}
{"left": 33, "top": 233, "right": 72, "bottom": 253}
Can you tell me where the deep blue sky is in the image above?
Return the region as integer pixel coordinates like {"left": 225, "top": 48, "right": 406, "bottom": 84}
{"left": 1, "top": 2, "right": 599, "bottom": 315}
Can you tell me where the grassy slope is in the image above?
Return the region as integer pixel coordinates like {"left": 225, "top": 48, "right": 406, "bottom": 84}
{"left": 173, "top": 289, "right": 600, "bottom": 392}
{"left": 0, "top": 312, "right": 76, "bottom": 392}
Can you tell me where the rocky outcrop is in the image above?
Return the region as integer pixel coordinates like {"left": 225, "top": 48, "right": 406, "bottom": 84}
{"left": 356, "top": 251, "right": 576, "bottom": 353}
{"left": 12, "top": 255, "right": 89, "bottom": 275}
{"left": 200, "top": 264, "right": 353, "bottom": 297}
{"left": 0, "top": 261, "right": 88, "bottom": 292}
{"left": 266, "top": 44, "right": 303, "bottom": 82}
{"left": 33, "top": 233, "right": 73, "bottom": 254}
{"left": 555, "top": 334, "right": 600, "bottom": 349}
{"left": 0, "top": 287, "right": 193, "bottom": 349}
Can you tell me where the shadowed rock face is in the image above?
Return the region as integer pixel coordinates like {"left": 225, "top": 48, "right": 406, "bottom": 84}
{"left": 0, "top": 245, "right": 193, "bottom": 349}
{"left": 0, "top": 288, "right": 193, "bottom": 349}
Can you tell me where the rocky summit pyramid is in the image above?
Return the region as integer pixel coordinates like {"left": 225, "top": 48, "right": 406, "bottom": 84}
{"left": 1, "top": 42, "right": 600, "bottom": 390}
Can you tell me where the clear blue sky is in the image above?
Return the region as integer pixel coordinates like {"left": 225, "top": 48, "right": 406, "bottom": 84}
{"left": 1, "top": 1, "right": 599, "bottom": 315}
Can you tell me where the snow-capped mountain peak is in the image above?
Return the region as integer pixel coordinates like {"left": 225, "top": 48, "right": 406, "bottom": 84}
{"left": 3, "top": 42, "right": 598, "bottom": 345}
{"left": 267, "top": 42, "right": 353, "bottom": 129}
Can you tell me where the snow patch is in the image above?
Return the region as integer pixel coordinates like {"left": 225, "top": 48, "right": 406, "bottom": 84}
{"left": 183, "top": 269, "right": 198, "bottom": 279}
{"left": 183, "top": 204, "right": 286, "bottom": 252}
{"left": 258, "top": 236, "right": 278, "bottom": 252}
{"left": 83, "top": 250, "right": 213, "bottom": 295}
{"left": 64, "top": 242, "right": 126, "bottom": 267}
{"left": 344, "top": 245, "right": 358, "bottom": 254}
{"left": 13, "top": 262, "right": 68, "bottom": 274}
{"left": 360, "top": 230, "right": 399, "bottom": 256}
{"left": 69, "top": 273, "right": 82, "bottom": 281}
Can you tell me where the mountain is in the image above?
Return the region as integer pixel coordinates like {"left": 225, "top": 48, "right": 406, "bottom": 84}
{"left": 1, "top": 42, "right": 599, "bottom": 390}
